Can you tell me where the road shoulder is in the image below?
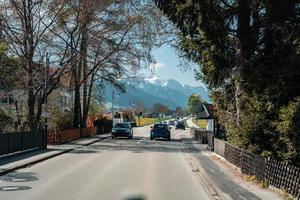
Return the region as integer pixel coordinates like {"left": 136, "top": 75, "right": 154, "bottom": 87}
{"left": 186, "top": 117, "right": 199, "bottom": 128}
{"left": 184, "top": 140, "right": 283, "bottom": 200}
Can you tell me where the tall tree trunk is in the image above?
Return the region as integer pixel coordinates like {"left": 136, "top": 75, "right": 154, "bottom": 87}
{"left": 234, "top": 0, "right": 252, "bottom": 126}
{"left": 81, "top": 22, "right": 88, "bottom": 128}
{"left": 72, "top": 47, "right": 82, "bottom": 128}
{"left": 80, "top": 0, "right": 93, "bottom": 128}
{"left": 35, "top": 93, "right": 44, "bottom": 130}
{"left": 22, "top": 0, "right": 38, "bottom": 131}
{"left": 14, "top": 100, "right": 21, "bottom": 131}
{"left": 83, "top": 70, "right": 96, "bottom": 127}
{"left": 27, "top": 63, "right": 36, "bottom": 130}
{"left": 73, "top": 69, "right": 82, "bottom": 128}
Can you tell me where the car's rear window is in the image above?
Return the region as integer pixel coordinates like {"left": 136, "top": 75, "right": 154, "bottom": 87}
{"left": 154, "top": 124, "right": 168, "bottom": 129}
{"left": 114, "top": 123, "right": 129, "bottom": 128}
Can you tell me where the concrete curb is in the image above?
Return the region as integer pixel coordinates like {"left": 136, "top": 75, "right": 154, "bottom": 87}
{"left": 0, "top": 135, "right": 110, "bottom": 176}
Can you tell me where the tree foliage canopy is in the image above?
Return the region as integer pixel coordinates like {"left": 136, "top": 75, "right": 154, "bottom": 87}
{"left": 0, "top": 43, "right": 20, "bottom": 91}
{"left": 0, "top": 0, "right": 172, "bottom": 130}
{"left": 187, "top": 94, "right": 204, "bottom": 115}
{"left": 152, "top": 102, "right": 170, "bottom": 115}
{"left": 154, "top": 0, "right": 300, "bottom": 162}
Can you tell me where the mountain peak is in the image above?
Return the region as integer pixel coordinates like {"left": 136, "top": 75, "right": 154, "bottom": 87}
{"left": 103, "top": 75, "right": 210, "bottom": 109}
{"left": 144, "top": 75, "right": 184, "bottom": 88}
{"left": 145, "top": 75, "right": 159, "bottom": 84}
{"left": 145, "top": 75, "right": 166, "bottom": 86}
{"left": 165, "top": 79, "right": 184, "bottom": 89}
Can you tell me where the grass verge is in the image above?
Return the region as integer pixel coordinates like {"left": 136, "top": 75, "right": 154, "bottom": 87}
{"left": 135, "top": 117, "right": 170, "bottom": 126}
{"left": 184, "top": 119, "right": 189, "bottom": 128}
{"left": 192, "top": 118, "right": 207, "bottom": 129}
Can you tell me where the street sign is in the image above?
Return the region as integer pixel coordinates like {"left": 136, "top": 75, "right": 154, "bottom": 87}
{"left": 41, "top": 112, "right": 51, "bottom": 118}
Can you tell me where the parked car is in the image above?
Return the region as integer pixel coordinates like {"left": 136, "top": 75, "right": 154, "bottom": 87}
{"left": 111, "top": 122, "right": 133, "bottom": 139}
{"left": 150, "top": 123, "right": 171, "bottom": 141}
{"left": 175, "top": 121, "right": 185, "bottom": 130}
{"left": 131, "top": 122, "right": 137, "bottom": 127}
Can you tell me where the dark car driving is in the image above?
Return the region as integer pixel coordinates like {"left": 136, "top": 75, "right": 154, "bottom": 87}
{"left": 150, "top": 123, "right": 171, "bottom": 141}
{"left": 111, "top": 122, "right": 133, "bottom": 139}
{"left": 168, "top": 120, "right": 175, "bottom": 126}
{"left": 175, "top": 121, "right": 185, "bottom": 130}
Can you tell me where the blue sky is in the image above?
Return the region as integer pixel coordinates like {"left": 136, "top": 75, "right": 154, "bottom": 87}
{"left": 142, "top": 44, "right": 206, "bottom": 88}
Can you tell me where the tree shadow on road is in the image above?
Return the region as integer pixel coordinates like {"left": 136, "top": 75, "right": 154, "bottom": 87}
{"left": 79, "top": 136, "right": 200, "bottom": 154}
{"left": 0, "top": 149, "right": 57, "bottom": 167}
{"left": 68, "top": 149, "right": 100, "bottom": 154}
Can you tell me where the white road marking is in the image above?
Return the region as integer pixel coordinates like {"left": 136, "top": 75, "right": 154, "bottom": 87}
{"left": 238, "top": 195, "right": 247, "bottom": 200}
{"left": 2, "top": 186, "right": 19, "bottom": 191}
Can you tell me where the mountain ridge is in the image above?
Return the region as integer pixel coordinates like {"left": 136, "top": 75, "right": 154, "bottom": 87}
{"left": 103, "top": 76, "right": 210, "bottom": 110}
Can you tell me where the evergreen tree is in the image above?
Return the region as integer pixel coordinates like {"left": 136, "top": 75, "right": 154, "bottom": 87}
{"left": 187, "top": 94, "right": 204, "bottom": 115}
{"left": 154, "top": 0, "right": 300, "bottom": 162}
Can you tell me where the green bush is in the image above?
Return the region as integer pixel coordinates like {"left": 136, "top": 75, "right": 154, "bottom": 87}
{"left": 0, "top": 108, "right": 13, "bottom": 132}
{"left": 94, "top": 118, "right": 112, "bottom": 133}
{"left": 51, "top": 109, "right": 73, "bottom": 131}
{"left": 228, "top": 94, "right": 275, "bottom": 155}
{"left": 227, "top": 95, "right": 300, "bottom": 163}
{"left": 275, "top": 97, "right": 300, "bottom": 163}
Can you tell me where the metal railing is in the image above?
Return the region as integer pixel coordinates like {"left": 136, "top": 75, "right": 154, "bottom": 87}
{"left": 0, "top": 130, "right": 45, "bottom": 157}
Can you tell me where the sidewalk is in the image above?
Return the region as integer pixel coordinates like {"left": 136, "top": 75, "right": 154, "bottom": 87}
{"left": 186, "top": 117, "right": 199, "bottom": 128}
{"left": 0, "top": 133, "right": 110, "bottom": 176}
{"left": 178, "top": 131, "right": 283, "bottom": 200}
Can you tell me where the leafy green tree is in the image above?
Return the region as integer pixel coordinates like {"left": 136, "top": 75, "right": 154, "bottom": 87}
{"left": 175, "top": 106, "right": 185, "bottom": 117}
{"left": 0, "top": 108, "right": 13, "bottom": 132}
{"left": 154, "top": 0, "right": 300, "bottom": 161}
{"left": 0, "top": 43, "right": 20, "bottom": 91}
{"left": 88, "top": 97, "right": 105, "bottom": 116}
{"left": 275, "top": 97, "right": 300, "bottom": 163}
{"left": 187, "top": 94, "right": 204, "bottom": 115}
{"left": 51, "top": 108, "right": 73, "bottom": 131}
{"left": 131, "top": 99, "right": 146, "bottom": 126}
{"left": 152, "top": 103, "right": 170, "bottom": 116}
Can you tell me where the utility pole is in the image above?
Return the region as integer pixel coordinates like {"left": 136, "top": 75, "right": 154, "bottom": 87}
{"left": 44, "top": 52, "right": 49, "bottom": 149}
{"left": 112, "top": 89, "right": 114, "bottom": 125}
{"left": 138, "top": 111, "right": 141, "bottom": 127}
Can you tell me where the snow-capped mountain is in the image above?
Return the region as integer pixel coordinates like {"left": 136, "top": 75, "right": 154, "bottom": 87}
{"left": 103, "top": 76, "right": 210, "bottom": 110}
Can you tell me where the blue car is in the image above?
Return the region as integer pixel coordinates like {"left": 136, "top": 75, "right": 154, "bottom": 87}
{"left": 150, "top": 123, "right": 171, "bottom": 141}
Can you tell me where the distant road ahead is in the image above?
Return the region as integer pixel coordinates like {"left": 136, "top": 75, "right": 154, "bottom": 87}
{"left": 0, "top": 126, "right": 214, "bottom": 200}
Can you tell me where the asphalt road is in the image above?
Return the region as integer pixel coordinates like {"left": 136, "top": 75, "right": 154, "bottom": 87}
{"left": 0, "top": 126, "right": 215, "bottom": 200}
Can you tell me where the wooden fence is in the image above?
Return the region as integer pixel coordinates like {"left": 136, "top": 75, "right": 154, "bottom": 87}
{"left": 221, "top": 142, "right": 300, "bottom": 199}
{"left": 296, "top": 134, "right": 300, "bottom": 167}
{"left": 48, "top": 127, "right": 98, "bottom": 145}
{"left": 266, "top": 159, "right": 300, "bottom": 199}
{"left": 240, "top": 150, "right": 266, "bottom": 182}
